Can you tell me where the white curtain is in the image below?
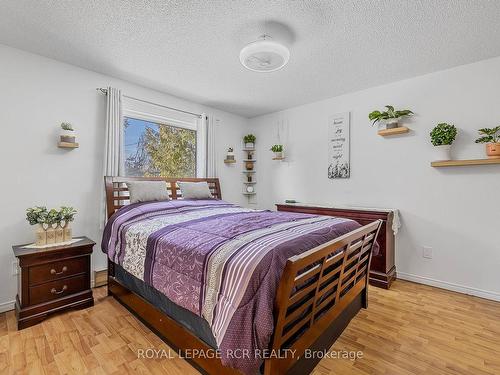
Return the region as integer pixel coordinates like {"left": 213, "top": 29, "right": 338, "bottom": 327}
{"left": 101, "top": 87, "right": 123, "bottom": 226}
{"left": 104, "top": 87, "right": 124, "bottom": 176}
{"left": 196, "top": 113, "right": 207, "bottom": 178}
{"left": 206, "top": 115, "right": 218, "bottom": 177}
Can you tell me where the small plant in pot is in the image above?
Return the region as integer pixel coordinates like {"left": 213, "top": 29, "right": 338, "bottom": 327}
{"left": 270, "top": 144, "right": 284, "bottom": 159}
{"left": 60, "top": 206, "right": 77, "bottom": 241}
{"left": 369, "top": 105, "right": 414, "bottom": 129}
{"left": 475, "top": 126, "right": 500, "bottom": 159}
{"left": 244, "top": 134, "right": 256, "bottom": 149}
{"left": 430, "top": 123, "right": 457, "bottom": 161}
{"left": 60, "top": 122, "right": 76, "bottom": 143}
{"left": 226, "top": 147, "right": 235, "bottom": 161}
{"left": 26, "top": 206, "right": 48, "bottom": 246}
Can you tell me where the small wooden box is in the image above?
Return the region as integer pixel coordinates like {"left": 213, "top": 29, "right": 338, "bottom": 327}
{"left": 13, "top": 236, "right": 95, "bottom": 329}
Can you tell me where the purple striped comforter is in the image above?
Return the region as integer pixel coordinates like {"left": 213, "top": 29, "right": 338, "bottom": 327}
{"left": 102, "top": 199, "right": 360, "bottom": 374}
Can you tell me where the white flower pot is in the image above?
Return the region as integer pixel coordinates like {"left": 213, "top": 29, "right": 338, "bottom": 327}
{"left": 274, "top": 151, "right": 283, "bottom": 159}
{"left": 385, "top": 119, "right": 399, "bottom": 129}
{"left": 60, "top": 129, "right": 76, "bottom": 143}
{"left": 245, "top": 142, "right": 254, "bottom": 149}
{"left": 434, "top": 145, "right": 452, "bottom": 161}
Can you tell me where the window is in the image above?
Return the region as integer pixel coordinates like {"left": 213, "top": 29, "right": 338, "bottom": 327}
{"left": 124, "top": 117, "right": 197, "bottom": 177}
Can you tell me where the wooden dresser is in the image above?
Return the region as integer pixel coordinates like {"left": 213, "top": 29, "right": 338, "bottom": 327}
{"left": 276, "top": 203, "right": 396, "bottom": 289}
{"left": 13, "top": 237, "right": 95, "bottom": 329}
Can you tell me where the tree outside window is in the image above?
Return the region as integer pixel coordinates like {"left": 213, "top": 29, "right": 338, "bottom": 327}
{"left": 124, "top": 117, "right": 196, "bottom": 177}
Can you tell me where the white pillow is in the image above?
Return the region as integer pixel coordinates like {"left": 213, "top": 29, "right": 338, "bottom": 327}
{"left": 126, "top": 181, "right": 169, "bottom": 204}
{"left": 178, "top": 181, "right": 213, "bottom": 199}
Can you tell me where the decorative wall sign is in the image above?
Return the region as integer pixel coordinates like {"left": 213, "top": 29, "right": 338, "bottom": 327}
{"left": 328, "top": 112, "right": 350, "bottom": 179}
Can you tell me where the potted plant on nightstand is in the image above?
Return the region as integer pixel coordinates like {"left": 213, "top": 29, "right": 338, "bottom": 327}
{"left": 475, "top": 126, "right": 500, "bottom": 159}
{"left": 26, "top": 206, "right": 48, "bottom": 246}
{"left": 45, "top": 209, "right": 59, "bottom": 244}
{"left": 430, "top": 123, "right": 458, "bottom": 161}
{"left": 369, "top": 105, "right": 414, "bottom": 129}
{"left": 270, "top": 144, "right": 284, "bottom": 159}
{"left": 60, "top": 206, "right": 77, "bottom": 241}
{"left": 244, "top": 134, "right": 256, "bottom": 149}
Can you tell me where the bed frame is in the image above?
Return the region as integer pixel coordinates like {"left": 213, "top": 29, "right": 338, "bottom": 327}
{"left": 104, "top": 176, "right": 382, "bottom": 375}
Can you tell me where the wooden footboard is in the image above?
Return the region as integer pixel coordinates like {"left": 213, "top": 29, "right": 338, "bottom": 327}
{"left": 265, "top": 219, "right": 382, "bottom": 375}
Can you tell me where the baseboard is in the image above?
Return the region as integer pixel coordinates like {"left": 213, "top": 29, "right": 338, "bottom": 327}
{"left": 0, "top": 300, "right": 15, "bottom": 313}
{"left": 397, "top": 272, "right": 500, "bottom": 302}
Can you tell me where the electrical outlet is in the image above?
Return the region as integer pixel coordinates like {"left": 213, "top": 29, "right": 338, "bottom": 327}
{"left": 422, "top": 246, "right": 433, "bottom": 259}
{"left": 12, "top": 260, "right": 19, "bottom": 276}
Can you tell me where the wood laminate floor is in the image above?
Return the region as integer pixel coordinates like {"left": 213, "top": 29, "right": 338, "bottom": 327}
{"left": 1, "top": 280, "right": 499, "bottom": 374}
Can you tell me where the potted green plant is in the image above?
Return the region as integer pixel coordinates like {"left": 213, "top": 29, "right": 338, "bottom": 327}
{"left": 45, "top": 208, "right": 60, "bottom": 244}
{"left": 369, "top": 105, "right": 414, "bottom": 129}
{"left": 270, "top": 144, "right": 284, "bottom": 159}
{"left": 430, "top": 123, "right": 458, "bottom": 161}
{"left": 244, "top": 134, "right": 256, "bottom": 149}
{"left": 26, "top": 206, "right": 48, "bottom": 246}
{"left": 226, "top": 147, "right": 235, "bottom": 161}
{"left": 60, "top": 206, "right": 77, "bottom": 241}
{"left": 60, "top": 122, "right": 76, "bottom": 143}
{"left": 475, "top": 126, "right": 500, "bottom": 159}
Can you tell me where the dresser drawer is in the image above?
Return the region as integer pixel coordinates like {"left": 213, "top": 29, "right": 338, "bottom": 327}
{"left": 29, "top": 274, "right": 87, "bottom": 305}
{"left": 28, "top": 257, "right": 87, "bottom": 286}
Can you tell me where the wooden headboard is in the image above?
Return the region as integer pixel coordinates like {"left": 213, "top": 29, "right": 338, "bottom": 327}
{"left": 104, "top": 176, "right": 222, "bottom": 219}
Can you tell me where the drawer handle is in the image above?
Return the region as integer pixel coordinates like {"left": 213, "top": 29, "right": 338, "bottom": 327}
{"left": 50, "top": 266, "right": 68, "bottom": 275}
{"left": 50, "top": 285, "right": 68, "bottom": 295}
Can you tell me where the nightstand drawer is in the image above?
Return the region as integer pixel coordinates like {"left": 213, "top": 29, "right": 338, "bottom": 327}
{"left": 28, "top": 257, "right": 87, "bottom": 285}
{"left": 29, "top": 274, "right": 87, "bottom": 305}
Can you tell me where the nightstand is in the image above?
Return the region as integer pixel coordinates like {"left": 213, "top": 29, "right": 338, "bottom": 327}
{"left": 13, "top": 236, "right": 95, "bottom": 330}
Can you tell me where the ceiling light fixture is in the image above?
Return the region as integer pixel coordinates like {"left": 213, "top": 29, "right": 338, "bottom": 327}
{"left": 239, "top": 35, "right": 290, "bottom": 73}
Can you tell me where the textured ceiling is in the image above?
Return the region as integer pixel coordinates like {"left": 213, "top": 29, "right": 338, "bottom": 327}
{"left": 1, "top": 0, "right": 500, "bottom": 118}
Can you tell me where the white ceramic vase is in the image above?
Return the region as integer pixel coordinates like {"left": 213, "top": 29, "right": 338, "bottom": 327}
{"left": 434, "top": 145, "right": 452, "bottom": 161}
{"left": 385, "top": 119, "right": 399, "bottom": 129}
{"left": 60, "top": 129, "right": 76, "bottom": 143}
{"left": 245, "top": 142, "right": 254, "bottom": 149}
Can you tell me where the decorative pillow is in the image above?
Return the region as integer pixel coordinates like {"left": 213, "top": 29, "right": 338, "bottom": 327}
{"left": 178, "top": 181, "right": 213, "bottom": 199}
{"left": 126, "top": 181, "right": 169, "bottom": 204}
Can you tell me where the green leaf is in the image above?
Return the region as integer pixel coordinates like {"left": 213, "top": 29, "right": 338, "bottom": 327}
{"left": 475, "top": 135, "right": 493, "bottom": 143}
{"left": 368, "top": 110, "right": 381, "bottom": 120}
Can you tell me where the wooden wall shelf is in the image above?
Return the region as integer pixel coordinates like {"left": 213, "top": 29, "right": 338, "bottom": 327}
{"left": 273, "top": 157, "right": 285, "bottom": 160}
{"left": 431, "top": 158, "right": 500, "bottom": 167}
{"left": 378, "top": 127, "right": 409, "bottom": 136}
{"left": 224, "top": 159, "right": 236, "bottom": 164}
{"left": 58, "top": 142, "right": 79, "bottom": 148}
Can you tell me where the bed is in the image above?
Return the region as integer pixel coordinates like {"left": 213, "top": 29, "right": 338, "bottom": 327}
{"left": 103, "top": 176, "right": 381, "bottom": 375}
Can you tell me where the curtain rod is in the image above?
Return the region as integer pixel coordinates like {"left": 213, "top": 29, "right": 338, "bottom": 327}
{"left": 96, "top": 88, "right": 203, "bottom": 119}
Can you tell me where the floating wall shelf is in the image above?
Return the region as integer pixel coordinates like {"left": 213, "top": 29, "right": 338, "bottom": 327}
{"left": 243, "top": 148, "right": 255, "bottom": 152}
{"left": 224, "top": 159, "right": 236, "bottom": 164}
{"left": 431, "top": 158, "right": 500, "bottom": 167}
{"left": 378, "top": 127, "right": 409, "bottom": 136}
{"left": 273, "top": 157, "right": 285, "bottom": 161}
{"left": 58, "top": 142, "right": 79, "bottom": 149}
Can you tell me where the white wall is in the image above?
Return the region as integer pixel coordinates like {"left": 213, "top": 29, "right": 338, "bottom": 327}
{"left": 0, "top": 44, "right": 249, "bottom": 311}
{"left": 250, "top": 57, "right": 500, "bottom": 300}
